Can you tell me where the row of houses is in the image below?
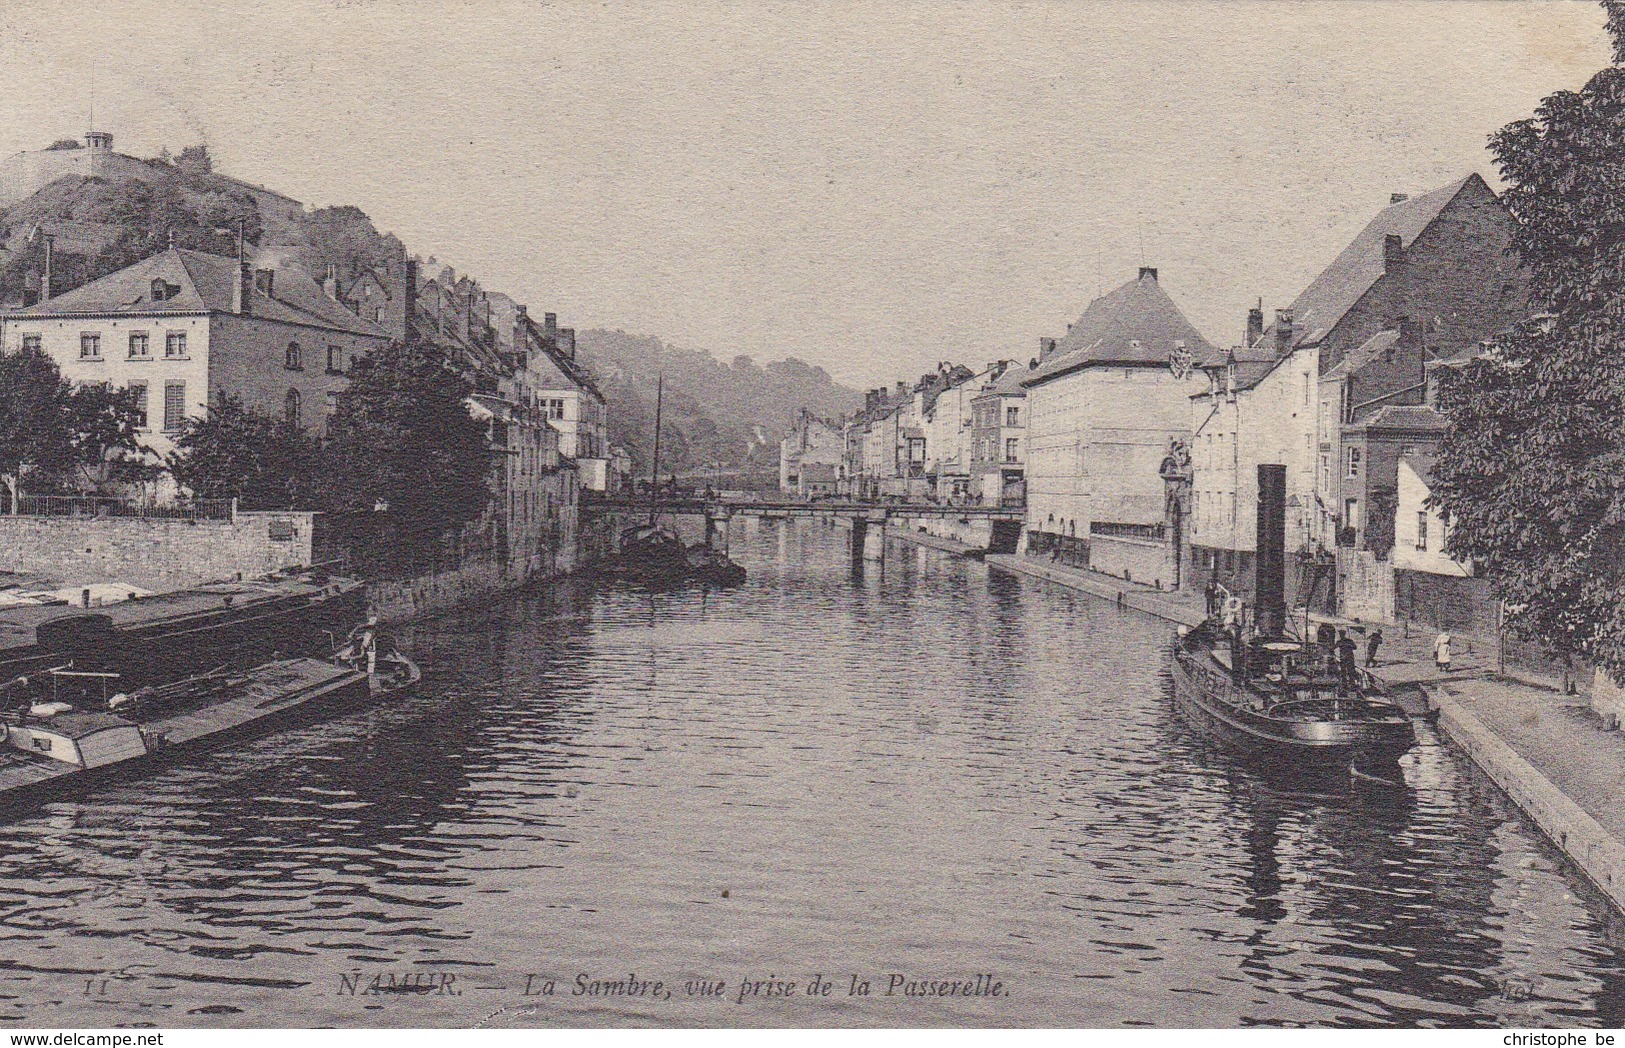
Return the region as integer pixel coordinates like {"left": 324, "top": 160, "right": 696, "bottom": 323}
{"left": 1, "top": 129, "right": 622, "bottom": 583}
{"left": 0, "top": 132, "right": 614, "bottom": 486}
{"left": 780, "top": 360, "right": 1030, "bottom": 507}
{"left": 786, "top": 172, "right": 1527, "bottom": 639}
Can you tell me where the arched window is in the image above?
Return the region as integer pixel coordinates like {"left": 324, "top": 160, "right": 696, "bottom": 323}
{"left": 285, "top": 388, "right": 301, "bottom": 426}
{"left": 285, "top": 341, "right": 302, "bottom": 370}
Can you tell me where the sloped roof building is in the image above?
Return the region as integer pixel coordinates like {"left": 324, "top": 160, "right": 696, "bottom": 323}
{"left": 1024, "top": 267, "right": 1214, "bottom": 560}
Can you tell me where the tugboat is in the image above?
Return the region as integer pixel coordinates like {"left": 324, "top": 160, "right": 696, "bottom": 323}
{"left": 1169, "top": 465, "right": 1415, "bottom": 774}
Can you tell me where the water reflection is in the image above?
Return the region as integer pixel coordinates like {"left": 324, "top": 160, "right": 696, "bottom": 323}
{"left": 0, "top": 522, "right": 1622, "bottom": 1027}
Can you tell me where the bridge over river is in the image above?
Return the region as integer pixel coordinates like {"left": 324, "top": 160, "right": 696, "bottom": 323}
{"left": 583, "top": 495, "right": 1026, "bottom": 562}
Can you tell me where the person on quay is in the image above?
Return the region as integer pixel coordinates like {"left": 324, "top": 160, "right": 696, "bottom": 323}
{"left": 1433, "top": 631, "right": 1452, "bottom": 674}
{"left": 1366, "top": 628, "right": 1384, "bottom": 668}
{"left": 360, "top": 617, "right": 379, "bottom": 676}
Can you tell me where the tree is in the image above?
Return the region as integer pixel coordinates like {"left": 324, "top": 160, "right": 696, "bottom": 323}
{"left": 61, "top": 382, "right": 157, "bottom": 493}
{"left": 1430, "top": 1, "right": 1625, "bottom": 674}
{"left": 177, "top": 142, "right": 214, "bottom": 179}
{"left": 167, "top": 392, "right": 318, "bottom": 509}
{"left": 318, "top": 340, "right": 491, "bottom": 544}
{"left": 0, "top": 346, "right": 73, "bottom": 509}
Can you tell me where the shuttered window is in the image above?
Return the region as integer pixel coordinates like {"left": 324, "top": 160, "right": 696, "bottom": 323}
{"left": 163, "top": 381, "right": 186, "bottom": 432}
{"left": 129, "top": 382, "right": 148, "bottom": 429}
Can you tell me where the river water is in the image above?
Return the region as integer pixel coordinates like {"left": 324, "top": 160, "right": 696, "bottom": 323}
{"left": 3, "top": 520, "right": 1624, "bottom": 1028}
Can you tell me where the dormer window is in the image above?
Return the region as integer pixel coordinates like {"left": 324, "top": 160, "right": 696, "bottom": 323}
{"left": 151, "top": 279, "right": 167, "bottom": 302}
{"left": 285, "top": 342, "right": 302, "bottom": 370}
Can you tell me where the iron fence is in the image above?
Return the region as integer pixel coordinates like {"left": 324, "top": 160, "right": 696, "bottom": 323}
{"left": 14, "top": 495, "right": 234, "bottom": 521}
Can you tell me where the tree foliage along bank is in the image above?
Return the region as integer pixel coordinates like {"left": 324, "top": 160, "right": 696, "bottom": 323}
{"left": 166, "top": 340, "right": 493, "bottom": 549}
{"left": 0, "top": 346, "right": 150, "bottom": 508}
{"left": 1430, "top": 1, "right": 1625, "bottom": 674}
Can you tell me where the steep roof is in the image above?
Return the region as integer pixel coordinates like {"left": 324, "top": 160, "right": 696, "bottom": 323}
{"left": 1262, "top": 174, "right": 1486, "bottom": 350}
{"left": 1190, "top": 346, "right": 1283, "bottom": 396}
{"left": 1024, "top": 270, "right": 1217, "bottom": 387}
{"left": 13, "top": 247, "right": 389, "bottom": 338}
{"left": 1321, "top": 329, "right": 1402, "bottom": 381}
{"left": 980, "top": 364, "right": 1030, "bottom": 397}
{"left": 1350, "top": 403, "right": 1448, "bottom": 433}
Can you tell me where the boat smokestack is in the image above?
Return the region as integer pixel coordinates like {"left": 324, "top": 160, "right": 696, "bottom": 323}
{"left": 1255, "top": 464, "right": 1287, "bottom": 638}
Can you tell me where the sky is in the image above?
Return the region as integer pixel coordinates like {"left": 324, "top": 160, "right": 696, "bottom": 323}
{"left": 0, "top": 0, "right": 1611, "bottom": 389}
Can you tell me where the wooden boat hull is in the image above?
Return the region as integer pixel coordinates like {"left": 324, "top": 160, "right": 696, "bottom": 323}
{"left": 0, "top": 659, "right": 376, "bottom": 815}
{"left": 1170, "top": 644, "right": 1414, "bottom": 770}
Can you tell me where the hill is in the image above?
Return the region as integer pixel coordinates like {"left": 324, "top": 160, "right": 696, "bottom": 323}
{"left": 0, "top": 145, "right": 403, "bottom": 304}
{"left": 576, "top": 329, "right": 860, "bottom": 482}
{"left": 0, "top": 143, "right": 862, "bottom": 479}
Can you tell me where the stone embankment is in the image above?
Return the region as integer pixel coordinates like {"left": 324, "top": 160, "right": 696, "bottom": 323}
{"left": 974, "top": 549, "right": 1625, "bottom": 917}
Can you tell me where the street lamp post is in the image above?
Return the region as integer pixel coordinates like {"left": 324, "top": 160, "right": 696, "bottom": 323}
{"left": 1287, "top": 494, "right": 1313, "bottom": 643}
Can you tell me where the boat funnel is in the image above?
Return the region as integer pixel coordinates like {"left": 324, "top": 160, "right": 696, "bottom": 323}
{"left": 1254, "top": 464, "right": 1287, "bottom": 638}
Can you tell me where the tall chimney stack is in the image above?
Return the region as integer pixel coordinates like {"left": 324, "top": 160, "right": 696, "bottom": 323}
{"left": 1246, "top": 299, "right": 1263, "bottom": 347}
{"left": 1254, "top": 463, "right": 1287, "bottom": 638}
{"left": 1383, "top": 233, "right": 1405, "bottom": 272}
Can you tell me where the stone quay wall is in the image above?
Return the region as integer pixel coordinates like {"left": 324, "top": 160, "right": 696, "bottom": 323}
{"left": 0, "top": 510, "right": 318, "bottom": 593}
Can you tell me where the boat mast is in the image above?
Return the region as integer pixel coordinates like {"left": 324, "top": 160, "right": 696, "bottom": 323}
{"left": 649, "top": 374, "right": 664, "bottom": 526}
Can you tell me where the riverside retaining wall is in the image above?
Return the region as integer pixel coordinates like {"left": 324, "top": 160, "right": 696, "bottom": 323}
{"left": 0, "top": 511, "right": 318, "bottom": 592}
{"left": 1432, "top": 693, "right": 1625, "bottom": 914}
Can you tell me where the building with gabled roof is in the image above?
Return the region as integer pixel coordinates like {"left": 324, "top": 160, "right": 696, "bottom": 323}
{"left": 0, "top": 245, "right": 391, "bottom": 481}
{"left": 1022, "top": 267, "right": 1213, "bottom": 577}
{"left": 780, "top": 409, "right": 844, "bottom": 496}
{"left": 1185, "top": 174, "right": 1525, "bottom": 613}
{"left": 1260, "top": 173, "right": 1524, "bottom": 372}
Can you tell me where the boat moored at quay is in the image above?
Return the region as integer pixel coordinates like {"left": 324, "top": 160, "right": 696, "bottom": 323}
{"left": 1168, "top": 465, "right": 1416, "bottom": 775}
{"left": 0, "top": 569, "right": 368, "bottom": 688}
{"left": 0, "top": 638, "right": 420, "bottom": 812}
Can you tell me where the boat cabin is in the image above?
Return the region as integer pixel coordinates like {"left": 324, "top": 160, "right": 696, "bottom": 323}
{"left": 4, "top": 711, "right": 148, "bottom": 767}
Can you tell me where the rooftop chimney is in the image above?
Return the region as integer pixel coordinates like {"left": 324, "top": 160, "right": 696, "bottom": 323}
{"left": 1274, "top": 308, "right": 1295, "bottom": 356}
{"left": 560, "top": 328, "right": 576, "bottom": 360}
{"left": 895, "top": 381, "right": 906, "bottom": 397}
{"left": 1246, "top": 299, "right": 1263, "bottom": 347}
{"left": 322, "top": 262, "right": 339, "bottom": 301}
{"left": 1384, "top": 233, "right": 1405, "bottom": 271}
{"left": 236, "top": 260, "right": 253, "bottom": 316}
{"left": 1390, "top": 192, "right": 1409, "bottom": 204}
{"left": 1139, "top": 266, "right": 1158, "bottom": 282}
{"left": 544, "top": 312, "right": 558, "bottom": 337}
{"left": 1039, "top": 336, "right": 1058, "bottom": 360}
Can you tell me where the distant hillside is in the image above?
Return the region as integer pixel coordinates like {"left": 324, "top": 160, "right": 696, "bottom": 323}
{"left": 0, "top": 144, "right": 860, "bottom": 476}
{"left": 576, "top": 329, "right": 860, "bottom": 480}
{"left": 0, "top": 144, "right": 403, "bottom": 304}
